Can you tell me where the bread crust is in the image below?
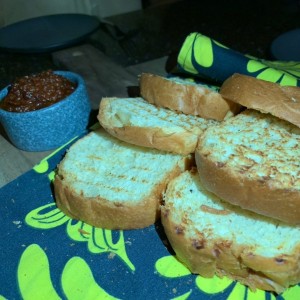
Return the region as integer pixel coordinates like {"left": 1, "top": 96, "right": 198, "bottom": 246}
{"left": 54, "top": 176, "right": 159, "bottom": 229}
{"left": 220, "top": 73, "right": 300, "bottom": 127}
{"left": 161, "top": 208, "right": 300, "bottom": 293}
{"left": 54, "top": 162, "right": 185, "bottom": 230}
{"left": 98, "top": 97, "right": 206, "bottom": 155}
{"left": 139, "top": 73, "right": 240, "bottom": 121}
{"left": 195, "top": 151, "right": 300, "bottom": 225}
{"left": 100, "top": 125, "right": 198, "bottom": 155}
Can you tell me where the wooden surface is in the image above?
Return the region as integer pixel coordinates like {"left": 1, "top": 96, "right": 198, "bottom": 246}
{"left": 52, "top": 44, "right": 167, "bottom": 109}
{"left": 0, "top": 44, "right": 167, "bottom": 188}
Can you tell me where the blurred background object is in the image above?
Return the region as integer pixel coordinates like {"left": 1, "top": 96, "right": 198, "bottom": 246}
{"left": 0, "top": 0, "right": 142, "bottom": 26}
{"left": 1, "top": 0, "right": 300, "bottom": 89}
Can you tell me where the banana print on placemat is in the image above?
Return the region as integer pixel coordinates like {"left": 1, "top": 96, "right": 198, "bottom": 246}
{"left": 25, "top": 203, "right": 135, "bottom": 271}
{"left": 177, "top": 32, "right": 300, "bottom": 86}
{"left": 17, "top": 244, "right": 118, "bottom": 300}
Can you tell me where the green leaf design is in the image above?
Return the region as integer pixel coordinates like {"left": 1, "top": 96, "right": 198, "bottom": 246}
{"left": 170, "top": 290, "right": 192, "bottom": 300}
{"left": 178, "top": 33, "right": 199, "bottom": 75}
{"left": 278, "top": 74, "right": 298, "bottom": 86}
{"left": 225, "top": 281, "right": 274, "bottom": 300}
{"left": 0, "top": 295, "right": 7, "bottom": 300}
{"left": 282, "top": 285, "right": 300, "bottom": 300}
{"left": 101, "top": 229, "right": 135, "bottom": 271}
{"left": 17, "top": 244, "right": 120, "bottom": 300}
{"left": 26, "top": 203, "right": 135, "bottom": 271}
{"left": 247, "top": 60, "right": 266, "bottom": 73}
{"left": 155, "top": 255, "right": 191, "bottom": 278}
{"left": 48, "top": 170, "right": 56, "bottom": 182}
{"left": 66, "top": 220, "right": 135, "bottom": 271}
{"left": 262, "top": 60, "right": 300, "bottom": 78}
{"left": 244, "top": 286, "right": 276, "bottom": 300}
{"left": 195, "top": 275, "right": 233, "bottom": 294}
{"left": 18, "top": 244, "right": 61, "bottom": 300}
{"left": 247, "top": 59, "right": 299, "bottom": 86}
{"left": 178, "top": 33, "right": 215, "bottom": 78}
{"left": 25, "top": 203, "right": 70, "bottom": 229}
{"left": 193, "top": 34, "right": 214, "bottom": 68}
{"left": 33, "top": 159, "right": 50, "bottom": 174}
{"left": 33, "top": 136, "right": 78, "bottom": 174}
{"left": 61, "top": 257, "right": 119, "bottom": 299}
{"left": 256, "top": 68, "right": 284, "bottom": 82}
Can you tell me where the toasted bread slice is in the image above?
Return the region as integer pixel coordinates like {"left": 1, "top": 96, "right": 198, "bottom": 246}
{"left": 98, "top": 97, "right": 217, "bottom": 155}
{"left": 161, "top": 170, "right": 300, "bottom": 293}
{"left": 195, "top": 109, "right": 300, "bottom": 224}
{"left": 139, "top": 73, "right": 241, "bottom": 121}
{"left": 54, "top": 128, "right": 191, "bottom": 229}
{"left": 220, "top": 73, "right": 300, "bottom": 128}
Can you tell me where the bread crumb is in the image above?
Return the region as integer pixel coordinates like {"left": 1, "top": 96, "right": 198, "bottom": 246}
{"left": 108, "top": 253, "right": 116, "bottom": 259}
{"left": 291, "top": 97, "right": 298, "bottom": 103}
{"left": 13, "top": 220, "right": 22, "bottom": 228}
{"left": 78, "top": 229, "right": 90, "bottom": 235}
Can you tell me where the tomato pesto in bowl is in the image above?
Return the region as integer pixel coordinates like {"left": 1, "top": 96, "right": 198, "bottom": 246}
{"left": 0, "top": 70, "right": 77, "bottom": 112}
{"left": 0, "top": 70, "right": 91, "bottom": 151}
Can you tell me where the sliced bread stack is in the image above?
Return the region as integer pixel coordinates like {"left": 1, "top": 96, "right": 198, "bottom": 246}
{"left": 162, "top": 170, "right": 300, "bottom": 294}
{"left": 54, "top": 73, "right": 221, "bottom": 229}
{"left": 54, "top": 71, "right": 300, "bottom": 293}
{"left": 160, "top": 74, "right": 300, "bottom": 293}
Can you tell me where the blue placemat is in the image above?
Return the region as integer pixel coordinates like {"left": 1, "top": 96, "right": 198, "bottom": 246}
{"left": 0, "top": 130, "right": 299, "bottom": 300}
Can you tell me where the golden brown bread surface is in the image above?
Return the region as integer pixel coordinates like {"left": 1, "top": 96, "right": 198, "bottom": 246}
{"left": 139, "top": 73, "right": 241, "bottom": 121}
{"left": 220, "top": 73, "right": 300, "bottom": 128}
{"left": 161, "top": 171, "right": 300, "bottom": 294}
{"left": 195, "top": 109, "right": 300, "bottom": 225}
{"left": 98, "top": 97, "right": 217, "bottom": 155}
{"left": 55, "top": 176, "right": 162, "bottom": 230}
{"left": 54, "top": 129, "right": 191, "bottom": 229}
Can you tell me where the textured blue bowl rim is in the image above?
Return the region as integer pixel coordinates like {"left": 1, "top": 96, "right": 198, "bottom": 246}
{"left": 0, "top": 70, "right": 84, "bottom": 115}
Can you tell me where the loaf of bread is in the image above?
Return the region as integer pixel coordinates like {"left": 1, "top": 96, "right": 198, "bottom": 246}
{"left": 98, "top": 97, "right": 217, "bottom": 155}
{"left": 54, "top": 128, "right": 191, "bottom": 229}
{"left": 195, "top": 109, "right": 300, "bottom": 225}
{"left": 220, "top": 73, "right": 300, "bottom": 128}
{"left": 161, "top": 170, "right": 300, "bottom": 294}
{"left": 139, "top": 73, "right": 241, "bottom": 121}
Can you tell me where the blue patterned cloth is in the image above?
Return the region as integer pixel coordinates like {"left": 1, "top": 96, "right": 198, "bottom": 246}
{"left": 0, "top": 132, "right": 299, "bottom": 299}
{"left": 177, "top": 32, "right": 300, "bottom": 86}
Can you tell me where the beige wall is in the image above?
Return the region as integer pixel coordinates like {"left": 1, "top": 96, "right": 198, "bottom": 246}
{"left": 1, "top": 0, "right": 142, "bottom": 27}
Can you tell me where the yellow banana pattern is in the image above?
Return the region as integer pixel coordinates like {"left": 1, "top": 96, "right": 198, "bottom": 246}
{"left": 17, "top": 244, "right": 61, "bottom": 300}
{"left": 17, "top": 244, "right": 118, "bottom": 299}
{"left": 61, "top": 257, "right": 119, "bottom": 300}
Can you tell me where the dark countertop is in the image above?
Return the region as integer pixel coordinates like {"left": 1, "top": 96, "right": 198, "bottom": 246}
{"left": 0, "top": 0, "right": 300, "bottom": 89}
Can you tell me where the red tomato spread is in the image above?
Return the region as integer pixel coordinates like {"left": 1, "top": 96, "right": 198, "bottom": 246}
{"left": 0, "top": 70, "right": 77, "bottom": 112}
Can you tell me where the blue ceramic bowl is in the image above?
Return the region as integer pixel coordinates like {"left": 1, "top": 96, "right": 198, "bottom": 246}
{"left": 0, "top": 71, "right": 91, "bottom": 151}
